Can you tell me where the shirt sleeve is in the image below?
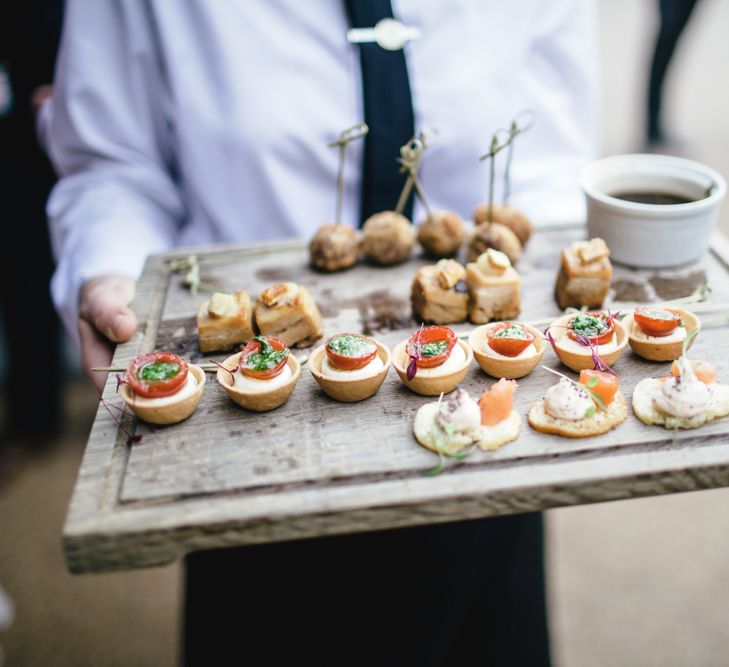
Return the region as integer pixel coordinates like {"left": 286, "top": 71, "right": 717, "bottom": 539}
{"left": 511, "top": 0, "right": 601, "bottom": 225}
{"left": 47, "top": 0, "right": 185, "bottom": 346}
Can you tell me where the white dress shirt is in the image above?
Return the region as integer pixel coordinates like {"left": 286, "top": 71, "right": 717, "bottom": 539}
{"left": 47, "top": 0, "right": 599, "bottom": 343}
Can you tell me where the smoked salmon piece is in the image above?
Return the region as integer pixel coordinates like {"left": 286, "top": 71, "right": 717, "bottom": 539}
{"left": 479, "top": 378, "right": 516, "bottom": 426}
{"left": 671, "top": 360, "right": 716, "bottom": 384}
{"left": 579, "top": 369, "right": 619, "bottom": 409}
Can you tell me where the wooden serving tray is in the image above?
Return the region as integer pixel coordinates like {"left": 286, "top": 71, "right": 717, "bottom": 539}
{"left": 64, "top": 225, "right": 729, "bottom": 573}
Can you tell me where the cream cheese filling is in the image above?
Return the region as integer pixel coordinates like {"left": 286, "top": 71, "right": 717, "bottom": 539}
{"left": 129, "top": 372, "right": 198, "bottom": 407}
{"left": 234, "top": 364, "right": 292, "bottom": 392}
{"left": 322, "top": 355, "right": 384, "bottom": 380}
{"left": 413, "top": 343, "right": 467, "bottom": 378}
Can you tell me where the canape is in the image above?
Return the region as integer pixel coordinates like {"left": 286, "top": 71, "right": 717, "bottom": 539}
{"left": 529, "top": 367, "right": 627, "bottom": 437}
{"left": 416, "top": 210, "right": 466, "bottom": 258}
{"left": 413, "top": 381, "right": 520, "bottom": 455}
{"left": 467, "top": 222, "right": 522, "bottom": 265}
{"left": 465, "top": 249, "right": 521, "bottom": 323}
{"left": 546, "top": 311, "right": 628, "bottom": 372}
{"left": 473, "top": 203, "right": 533, "bottom": 245}
{"left": 360, "top": 211, "right": 415, "bottom": 265}
{"left": 468, "top": 321, "right": 546, "bottom": 379}
{"left": 554, "top": 237, "right": 612, "bottom": 310}
{"left": 216, "top": 336, "right": 300, "bottom": 412}
{"left": 120, "top": 351, "right": 205, "bottom": 425}
{"left": 622, "top": 306, "right": 700, "bottom": 361}
{"left": 392, "top": 325, "right": 473, "bottom": 396}
{"left": 254, "top": 282, "right": 323, "bottom": 348}
{"left": 197, "top": 291, "right": 254, "bottom": 353}
{"left": 633, "top": 349, "right": 729, "bottom": 430}
{"left": 309, "top": 333, "right": 391, "bottom": 402}
{"left": 309, "top": 223, "right": 359, "bottom": 272}
{"left": 411, "top": 259, "right": 468, "bottom": 324}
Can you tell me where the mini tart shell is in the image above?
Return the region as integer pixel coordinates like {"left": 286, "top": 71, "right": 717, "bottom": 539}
{"left": 623, "top": 308, "right": 700, "bottom": 361}
{"left": 216, "top": 351, "right": 300, "bottom": 412}
{"left": 121, "top": 364, "right": 205, "bottom": 425}
{"left": 309, "top": 339, "right": 391, "bottom": 402}
{"left": 547, "top": 314, "right": 628, "bottom": 372}
{"left": 468, "top": 322, "right": 546, "bottom": 379}
{"left": 392, "top": 338, "right": 473, "bottom": 396}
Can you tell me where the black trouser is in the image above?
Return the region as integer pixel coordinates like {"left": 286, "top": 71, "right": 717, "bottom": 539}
{"left": 184, "top": 513, "right": 550, "bottom": 667}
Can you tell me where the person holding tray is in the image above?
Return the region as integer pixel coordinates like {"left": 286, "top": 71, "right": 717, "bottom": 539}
{"left": 47, "top": 2, "right": 599, "bottom": 665}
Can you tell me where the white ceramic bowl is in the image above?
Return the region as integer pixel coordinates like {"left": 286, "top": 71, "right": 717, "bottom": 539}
{"left": 580, "top": 154, "right": 726, "bottom": 268}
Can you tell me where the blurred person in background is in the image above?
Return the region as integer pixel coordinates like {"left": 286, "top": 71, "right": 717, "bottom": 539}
{"left": 0, "top": 2, "right": 63, "bottom": 474}
{"left": 646, "top": 0, "right": 701, "bottom": 150}
{"left": 47, "top": 2, "right": 598, "bottom": 664}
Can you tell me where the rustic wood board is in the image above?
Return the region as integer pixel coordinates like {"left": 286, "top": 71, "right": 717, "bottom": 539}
{"left": 63, "top": 225, "right": 729, "bottom": 573}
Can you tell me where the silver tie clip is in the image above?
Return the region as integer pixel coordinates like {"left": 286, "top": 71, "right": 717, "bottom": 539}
{"left": 347, "top": 18, "right": 421, "bottom": 51}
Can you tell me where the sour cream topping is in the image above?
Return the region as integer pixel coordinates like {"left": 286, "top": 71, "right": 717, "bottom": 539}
{"left": 322, "top": 355, "right": 384, "bottom": 380}
{"left": 415, "top": 343, "right": 467, "bottom": 377}
{"left": 436, "top": 387, "right": 481, "bottom": 434}
{"left": 558, "top": 332, "right": 617, "bottom": 355}
{"left": 483, "top": 342, "right": 538, "bottom": 360}
{"left": 130, "top": 372, "right": 198, "bottom": 407}
{"left": 234, "top": 364, "right": 293, "bottom": 392}
{"left": 544, "top": 378, "right": 594, "bottom": 421}
{"left": 631, "top": 323, "right": 687, "bottom": 344}
{"left": 654, "top": 359, "right": 710, "bottom": 418}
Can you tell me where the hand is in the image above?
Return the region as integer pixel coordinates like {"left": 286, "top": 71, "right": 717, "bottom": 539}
{"left": 78, "top": 276, "right": 138, "bottom": 394}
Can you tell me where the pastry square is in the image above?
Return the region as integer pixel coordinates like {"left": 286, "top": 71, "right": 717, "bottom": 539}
{"left": 466, "top": 251, "right": 521, "bottom": 323}
{"left": 555, "top": 238, "right": 612, "bottom": 309}
{"left": 197, "top": 291, "right": 255, "bottom": 353}
{"left": 254, "top": 282, "right": 323, "bottom": 348}
{"left": 411, "top": 259, "right": 468, "bottom": 324}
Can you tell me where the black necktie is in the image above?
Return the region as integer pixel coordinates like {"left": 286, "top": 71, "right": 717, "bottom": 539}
{"left": 344, "top": 0, "right": 416, "bottom": 225}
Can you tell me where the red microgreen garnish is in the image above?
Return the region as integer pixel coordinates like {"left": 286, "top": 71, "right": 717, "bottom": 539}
{"left": 100, "top": 395, "right": 142, "bottom": 445}
{"left": 407, "top": 323, "right": 425, "bottom": 380}
{"left": 115, "top": 373, "right": 128, "bottom": 393}
{"left": 545, "top": 329, "right": 562, "bottom": 360}
{"left": 209, "top": 359, "right": 236, "bottom": 383}
{"left": 582, "top": 334, "right": 620, "bottom": 377}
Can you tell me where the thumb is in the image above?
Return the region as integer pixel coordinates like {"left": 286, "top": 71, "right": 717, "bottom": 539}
{"left": 80, "top": 276, "right": 139, "bottom": 344}
{"left": 94, "top": 304, "right": 138, "bottom": 343}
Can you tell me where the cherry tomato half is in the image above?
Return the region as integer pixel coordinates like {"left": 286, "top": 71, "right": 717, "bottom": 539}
{"left": 325, "top": 333, "right": 378, "bottom": 371}
{"left": 634, "top": 307, "right": 681, "bottom": 337}
{"left": 239, "top": 336, "right": 289, "bottom": 380}
{"left": 407, "top": 325, "right": 457, "bottom": 369}
{"left": 567, "top": 311, "right": 615, "bottom": 346}
{"left": 486, "top": 322, "right": 535, "bottom": 357}
{"left": 126, "top": 351, "right": 188, "bottom": 398}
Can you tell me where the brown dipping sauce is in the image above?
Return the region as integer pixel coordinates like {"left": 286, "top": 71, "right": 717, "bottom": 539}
{"left": 610, "top": 191, "right": 698, "bottom": 205}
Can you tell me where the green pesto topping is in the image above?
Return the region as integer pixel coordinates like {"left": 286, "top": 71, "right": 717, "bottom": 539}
{"left": 639, "top": 308, "right": 680, "bottom": 321}
{"left": 139, "top": 361, "right": 180, "bottom": 382}
{"left": 570, "top": 314, "right": 608, "bottom": 337}
{"left": 493, "top": 324, "right": 529, "bottom": 339}
{"left": 421, "top": 340, "right": 449, "bottom": 357}
{"left": 245, "top": 336, "right": 288, "bottom": 371}
{"left": 326, "top": 334, "right": 376, "bottom": 358}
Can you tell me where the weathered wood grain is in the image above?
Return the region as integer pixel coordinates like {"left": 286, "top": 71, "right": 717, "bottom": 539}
{"left": 63, "top": 225, "right": 729, "bottom": 573}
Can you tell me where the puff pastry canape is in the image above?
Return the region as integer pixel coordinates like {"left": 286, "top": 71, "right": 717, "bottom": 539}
{"left": 197, "top": 291, "right": 255, "bottom": 353}
{"left": 555, "top": 237, "right": 612, "bottom": 310}
{"left": 254, "top": 282, "right": 323, "bottom": 348}
{"left": 120, "top": 351, "right": 205, "bottom": 425}
{"left": 411, "top": 259, "right": 469, "bottom": 324}
{"left": 465, "top": 249, "right": 521, "bottom": 323}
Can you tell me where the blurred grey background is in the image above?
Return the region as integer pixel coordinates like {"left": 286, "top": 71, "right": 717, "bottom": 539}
{"left": 2, "top": 0, "right": 729, "bottom": 665}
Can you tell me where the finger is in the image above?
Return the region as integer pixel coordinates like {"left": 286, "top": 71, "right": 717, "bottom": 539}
{"left": 89, "top": 304, "right": 138, "bottom": 343}
{"left": 79, "top": 276, "right": 138, "bottom": 343}
{"left": 78, "top": 318, "right": 114, "bottom": 394}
